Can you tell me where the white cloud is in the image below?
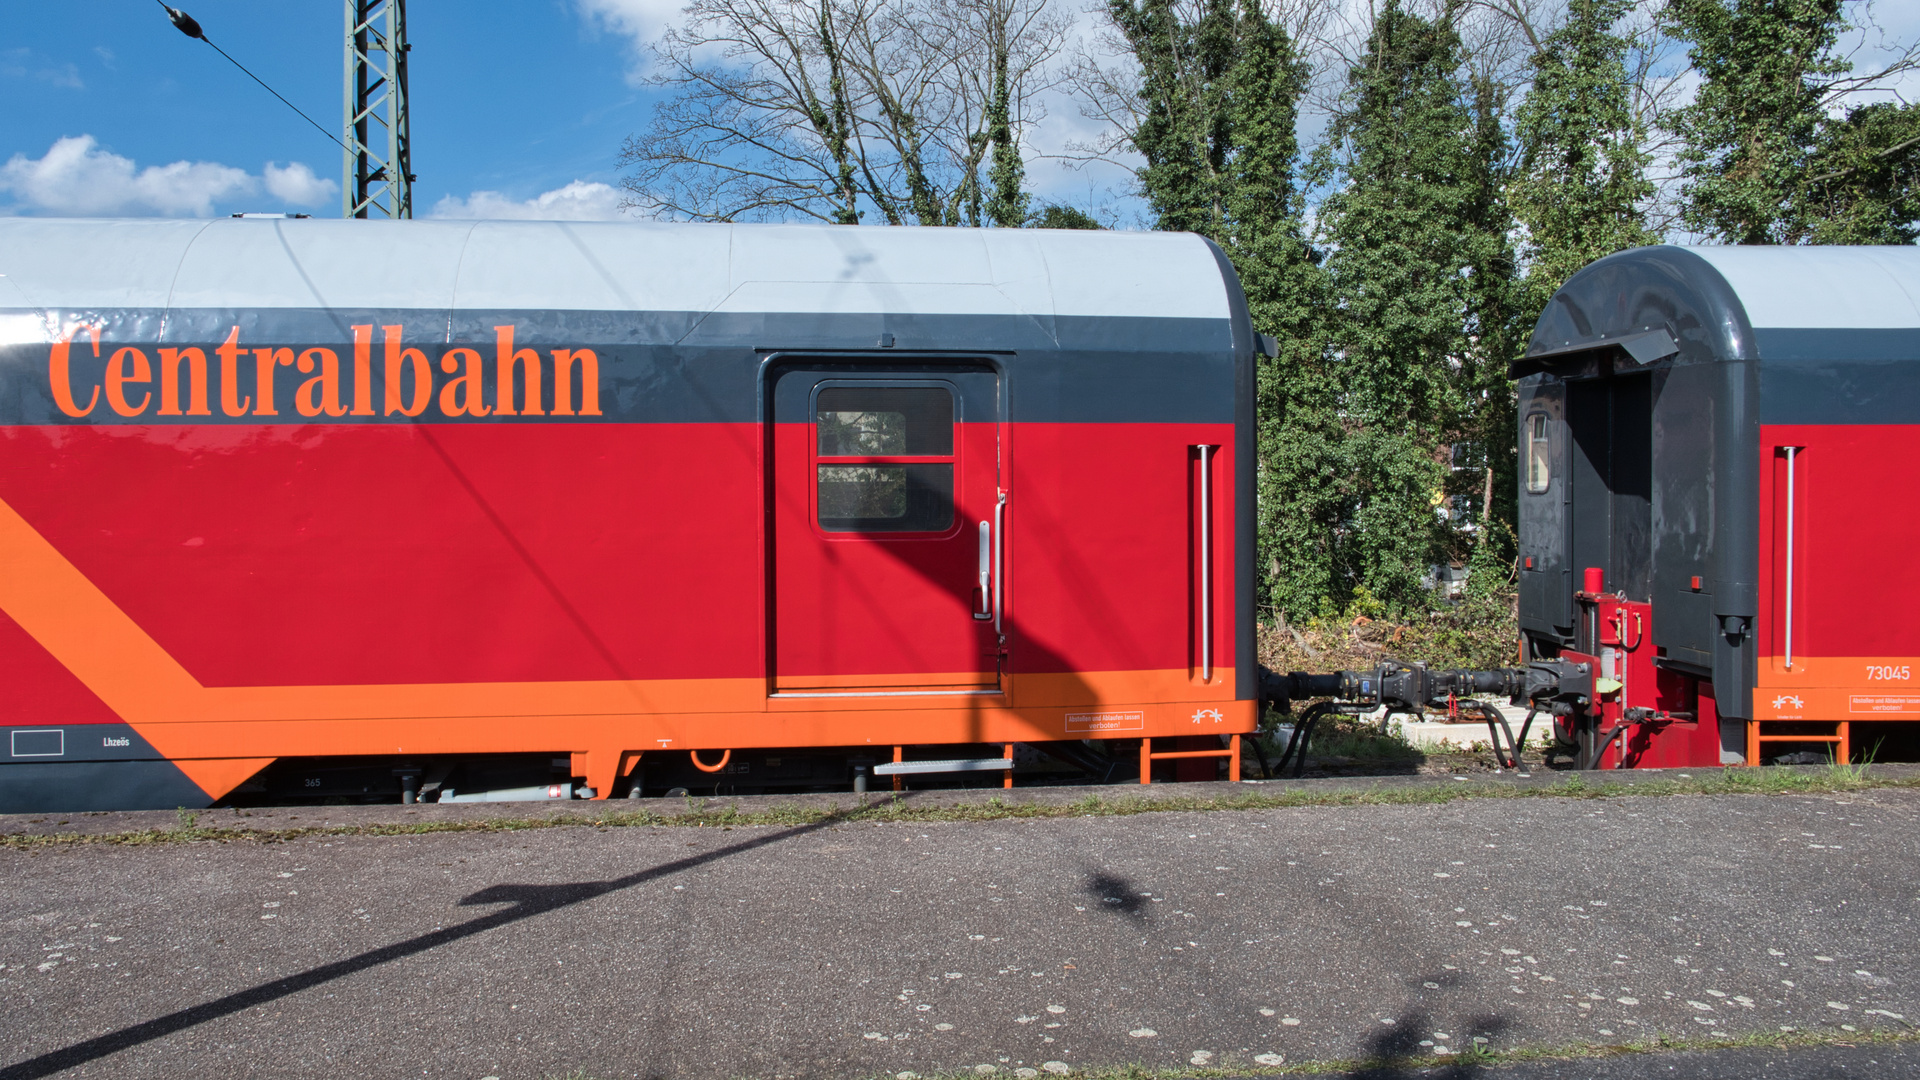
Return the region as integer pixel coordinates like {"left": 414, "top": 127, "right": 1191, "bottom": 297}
{"left": 0, "top": 137, "right": 340, "bottom": 217}
{"left": 263, "top": 161, "right": 338, "bottom": 207}
{"left": 0, "top": 135, "right": 254, "bottom": 216}
{"left": 574, "top": 0, "right": 686, "bottom": 78}
{"left": 428, "top": 180, "right": 629, "bottom": 221}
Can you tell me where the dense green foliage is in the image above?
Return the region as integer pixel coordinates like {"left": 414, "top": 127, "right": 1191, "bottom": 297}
{"left": 1309, "top": 3, "right": 1522, "bottom": 611}
{"left": 1666, "top": 0, "right": 1920, "bottom": 244}
{"left": 1101, "top": 0, "right": 1314, "bottom": 319}
{"left": 1102, "top": 0, "right": 1331, "bottom": 616}
{"left": 1091, "top": 0, "right": 1914, "bottom": 631}
{"left": 985, "top": 42, "right": 1030, "bottom": 229}
{"left": 1090, "top": 0, "right": 1532, "bottom": 620}
{"left": 1509, "top": 0, "right": 1658, "bottom": 321}
{"left": 1027, "top": 203, "right": 1102, "bottom": 229}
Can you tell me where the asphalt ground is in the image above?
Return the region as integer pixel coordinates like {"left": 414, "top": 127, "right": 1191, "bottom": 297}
{"left": 2, "top": 778, "right": 1919, "bottom": 1079}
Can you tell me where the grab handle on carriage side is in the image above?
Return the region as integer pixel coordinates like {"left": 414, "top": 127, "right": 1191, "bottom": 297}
{"left": 993, "top": 491, "right": 1007, "bottom": 637}
{"left": 1781, "top": 444, "right": 1804, "bottom": 670}
{"left": 1197, "top": 444, "right": 1214, "bottom": 683}
{"left": 974, "top": 520, "right": 993, "bottom": 619}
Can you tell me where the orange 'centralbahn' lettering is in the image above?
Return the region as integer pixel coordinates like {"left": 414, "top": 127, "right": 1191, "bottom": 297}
{"left": 47, "top": 324, "right": 605, "bottom": 423}
{"left": 438, "top": 348, "right": 489, "bottom": 417}
{"left": 49, "top": 324, "right": 102, "bottom": 418}
{"left": 216, "top": 327, "right": 251, "bottom": 417}
{"left": 384, "top": 326, "right": 432, "bottom": 418}
{"left": 295, "top": 348, "right": 348, "bottom": 418}
{"left": 350, "top": 325, "right": 375, "bottom": 416}
{"left": 106, "top": 347, "right": 152, "bottom": 416}
{"left": 553, "top": 349, "right": 600, "bottom": 417}
{"left": 158, "top": 347, "right": 211, "bottom": 417}
{"left": 495, "top": 325, "right": 543, "bottom": 417}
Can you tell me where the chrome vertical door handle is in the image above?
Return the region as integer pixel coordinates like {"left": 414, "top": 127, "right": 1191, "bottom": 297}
{"left": 1783, "top": 445, "right": 1802, "bottom": 670}
{"left": 992, "top": 491, "right": 1006, "bottom": 637}
{"left": 1197, "top": 444, "right": 1213, "bottom": 683}
{"left": 974, "top": 520, "right": 992, "bottom": 619}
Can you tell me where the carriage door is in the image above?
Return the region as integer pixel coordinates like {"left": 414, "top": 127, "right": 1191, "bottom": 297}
{"left": 770, "top": 365, "right": 1003, "bottom": 696}
{"left": 1568, "top": 373, "right": 1653, "bottom": 614}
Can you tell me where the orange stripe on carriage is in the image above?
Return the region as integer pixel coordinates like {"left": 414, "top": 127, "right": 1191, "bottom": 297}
{"left": 0, "top": 490, "right": 1249, "bottom": 799}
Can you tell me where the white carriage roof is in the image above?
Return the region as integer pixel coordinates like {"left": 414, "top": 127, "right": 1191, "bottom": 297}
{"left": 0, "top": 217, "right": 1233, "bottom": 323}
{"left": 1682, "top": 245, "right": 1920, "bottom": 330}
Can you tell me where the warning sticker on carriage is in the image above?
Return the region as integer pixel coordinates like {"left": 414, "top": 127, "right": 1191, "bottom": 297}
{"left": 1066, "top": 710, "right": 1145, "bottom": 733}
{"left": 1849, "top": 695, "right": 1920, "bottom": 715}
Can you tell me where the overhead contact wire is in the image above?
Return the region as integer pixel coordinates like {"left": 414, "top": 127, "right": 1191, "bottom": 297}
{"left": 156, "top": 2, "right": 351, "bottom": 155}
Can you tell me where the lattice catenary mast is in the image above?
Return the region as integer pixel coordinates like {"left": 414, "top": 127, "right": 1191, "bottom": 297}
{"left": 343, "top": 0, "right": 413, "bottom": 218}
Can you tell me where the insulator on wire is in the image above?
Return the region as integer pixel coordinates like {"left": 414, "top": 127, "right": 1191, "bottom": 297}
{"left": 164, "top": 5, "right": 204, "bottom": 39}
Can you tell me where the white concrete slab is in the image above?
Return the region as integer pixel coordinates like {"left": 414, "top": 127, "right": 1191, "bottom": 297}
{"left": 1389, "top": 702, "right": 1552, "bottom": 751}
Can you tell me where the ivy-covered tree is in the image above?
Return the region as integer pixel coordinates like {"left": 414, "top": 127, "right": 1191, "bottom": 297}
{"left": 1490, "top": 0, "right": 1659, "bottom": 575}
{"left": 1799, "top": 99, "right": 1920, "bottom": 244}
{"left": 1666, "top": 0, "right": 1920, "bottom": 244}
{"left": 1103, "top": 0, "right": 1328, "bottom": 616}
{"left": 1221, "top": 2, "right": 1337, "bottom": 620}
{"left": 985, "top": 35, "right": 1030, "bottom": 227}
{"left": 1509, "top": 0, "right": 1657, "bottom": 319}
{"left": 1105, "top": 0, "right": 1236, "bottom": 237}
{"left": 1460, "top": 73, "right": 1527, "bottom": 575}
{"left": 1308, "top": 1, "right": 1521, "bottom": 611}
{"left": 1220, "top": 0, "right": 1315, "bottom": 337}
{"left": 1027, "top": 203, "right": 1102, "bottom": 228}
{"left": 1102, "top": 0, "right": 1313, "bottom": 283}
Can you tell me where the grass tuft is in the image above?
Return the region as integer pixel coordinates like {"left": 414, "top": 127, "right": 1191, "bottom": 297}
{"left": 1, "top": 764, "right": 1909, "bottom": 849}
{"left": 851, "top": 1025, "right": 1918, "bottom": 1079}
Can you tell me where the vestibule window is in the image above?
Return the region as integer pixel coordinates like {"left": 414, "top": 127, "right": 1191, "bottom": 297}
{"left": 1526, "top": 412, "right": 1551, "bottom": 494}
{"left": 815, "top": 387, "right": 954, "bottom": 532}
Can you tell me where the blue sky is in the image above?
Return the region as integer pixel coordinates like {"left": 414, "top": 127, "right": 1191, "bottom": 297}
{"left": 1, "top": 0, "right": 669, "bottom": 218}
{"left": 0, "top": 0, "right": 1131, "bottom": 222}
{"left": 4, "top": 2, "right": 1913, "bottom": 225}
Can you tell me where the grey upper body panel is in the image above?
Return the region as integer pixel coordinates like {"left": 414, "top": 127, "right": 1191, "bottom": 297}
{"left": 0, "top": 218, "right": 1251, "bottom": 425}
{"left": 1521, "top": 245, "right": 1920, "bottom": 423}
{"left": 1521, "top": 246, "right": 1758, "bottom": 371}
{"left": 0, "top": 216, "right": 1234, "bottom": 325}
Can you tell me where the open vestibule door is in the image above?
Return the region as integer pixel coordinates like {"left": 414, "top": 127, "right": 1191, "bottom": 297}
{"left": 768, "top": 362, "right": 1005, "bottom": 698}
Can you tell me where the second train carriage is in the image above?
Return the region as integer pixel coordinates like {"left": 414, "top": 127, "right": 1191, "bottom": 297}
{"left": 1515, "top": 244, "right": 1920, "bottom": 768}
{"left": 0, "top": 217, "right": 1260, "bottom": 811}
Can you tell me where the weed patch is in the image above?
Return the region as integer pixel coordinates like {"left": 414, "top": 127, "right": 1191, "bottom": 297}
{"left": 864, "top": 1025, "right": 1919, "bottom": 1079}
{"left": 1, "top": 765, "right": 1911, "bottom": 849}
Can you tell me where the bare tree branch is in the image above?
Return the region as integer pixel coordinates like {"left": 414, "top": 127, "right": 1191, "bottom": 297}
{"left": 621, "top": 0, "right": 1067, "bottom": 223}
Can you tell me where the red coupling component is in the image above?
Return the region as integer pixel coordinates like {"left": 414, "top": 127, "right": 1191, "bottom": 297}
{"left": 1583, "top": 567, "right": 1605, "bottom": 595}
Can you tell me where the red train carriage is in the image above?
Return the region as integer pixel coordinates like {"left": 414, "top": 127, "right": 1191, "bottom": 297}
{"left": 1515, "top": 245, "right": 1920, "bottom": 768}
{"left": 0, "top": 218, "right": 1260, "bottom": 811}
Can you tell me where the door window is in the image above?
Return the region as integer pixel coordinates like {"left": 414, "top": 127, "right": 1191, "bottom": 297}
{"left": 1526, "top": 412, "right": 1551, "bottom": 494}
{"left": 815, "top": 386, "right": 955, "bottom": 533}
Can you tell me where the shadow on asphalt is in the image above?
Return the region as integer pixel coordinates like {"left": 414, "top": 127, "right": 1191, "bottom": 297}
{"left": 1084, "top": 871, "right": 1150, "bottom": 918}
{"left": 0, "top": 813, "right": 845, "bottom": 1080}
{"left": 1341, "top": 1009, "right": 1512, "bottom": 1080}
